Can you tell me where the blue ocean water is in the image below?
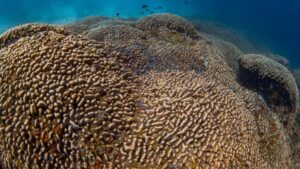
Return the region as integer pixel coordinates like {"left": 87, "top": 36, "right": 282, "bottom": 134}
{"left": 0, "top": 0, "right": 299, "bottom": 67}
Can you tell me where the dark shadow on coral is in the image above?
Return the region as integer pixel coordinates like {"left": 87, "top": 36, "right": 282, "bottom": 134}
{"left": 238, "top": 65, "right": 292, "bottom": 113}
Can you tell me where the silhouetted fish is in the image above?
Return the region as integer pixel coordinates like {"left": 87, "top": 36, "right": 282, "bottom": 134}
{"left": 154, "top": 6, "right": 163, "bottom": 10}
{"left": 141, "top": 5, "right": 149, "bottom": 8}
{"left": 116, "top": 13, "right": 120, "bottom": 16}
{"left": 185, "top": 0, "right": 188, "bottom": 5}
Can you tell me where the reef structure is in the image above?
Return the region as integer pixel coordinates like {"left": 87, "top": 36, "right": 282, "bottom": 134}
{"left": 0, "top": 13, "right": 299, "bottom": 169}
{"left": 0, "top": 23, "right": 68, "bottom": 48}
{"left": 63, "top": 16, "right": 109, "bottom": 34}
{"left": 292, "top": 69, "right": 300, "bottom": 89}
{"left": 135, "top": 13, "right": 200, "bottom": 39}
{"left": 0, "top": 24, "right": 139, "bottom": 169}
{"left": 238, "top": 54, "right": 299, "bottom": 115}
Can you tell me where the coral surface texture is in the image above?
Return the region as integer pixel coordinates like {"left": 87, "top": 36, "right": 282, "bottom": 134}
{"left": 0, "top": 14, "right": 299, "bottom": 169}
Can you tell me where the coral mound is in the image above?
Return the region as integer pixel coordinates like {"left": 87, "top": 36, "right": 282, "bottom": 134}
{"left": 0, "top": 24, "right": 267, "bottom": 169}
{"left": 204, "top": 36, "right": 243, "bottom": 73}
{"left": 0, "top": 23, "right": 67, "bottom": 48}
{"left": 0, "top": 14, "right": 299, "bottom": 168}
{"left": 118, "top": 71, "right": 266, "bottom": 168}
{"left": 238, "top": 54, "right": 299, "bottom": 114}
{"left": 63, "top": 16, "right": 108, "bottom": 34}
{"left": 86, "top": 25, "right": 148, "bottom": 42}
{"left": 136, "top": 13, "right": 200, "bottom": 39}
{"left": 266, "top": 53, "right": 289, "bottom": 67}
{"left": 0, "top": 24, "right": 136, "bottom": 169}
{"left": 292, "top": 69, "right": 300, "bottom": 88}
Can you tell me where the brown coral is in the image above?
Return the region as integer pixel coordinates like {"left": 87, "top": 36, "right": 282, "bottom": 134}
{"left": 116, "top": 71, "right": 266, "bottom": 168}
{"left": 0, "top": 23, "right": 67, "bottom": 48}
{"left": 85, "top": 24, "right": 202, "bottom": 73}
{"left": 136, "top": 13, "right": 200, "bottom": 39}
{"left": 254, "top": 107, "right": 293, "bottom": 168}
{"left": 0, "top": 24, "right": 137, "bottom": 169}
{"left": 205, "top": 36, "right": 243, "bottom": 73}
{"left": 238, "top": 54, "right": 299, "bottom": 114}
{"left": 63, "top": 16, "right": 109, "bottom": 34}
{"left": 85, "top": 25, "right": 148, "bottom": 43}
{"left": 84, "top": 21, "right": 237, "bottom": 89}
{"left": 0, "top": 15, "right": 296, "bottom": 169}
{"left": 73, "top": 14, "right": 238, "bottom": 91}
{"left": 81, "top": 16, "right": 261, "bottom": 121}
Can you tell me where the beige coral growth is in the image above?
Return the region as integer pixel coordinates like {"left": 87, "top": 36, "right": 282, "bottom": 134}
{"left": 239, "top": 54, "right": 299, "bottom": 114}
{"left": 0, "top": 23, "right": 67, "bottom": 48}
{"left": 117, "top": 71, "right": 267, "bottom": 168}
{"left": 0, "top": 14, "right": 298, "bottom": 169}
{"left": 86, "top": 25, "right": 148, "bottom": 43}
{"left": 136, "top": 13, "right": 200, "bottom": 39}
{"left": 0, "top": 24, "right": 137, "bottom": 169}
{"left": 63, "top": 16, "right": 108, "bottom": 34}
{"left": 205, "top": 36, "right": 243, "bottom": 73}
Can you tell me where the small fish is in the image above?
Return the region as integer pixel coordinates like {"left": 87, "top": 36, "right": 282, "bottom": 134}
{"left": 116, "top": 13, "right": 120, "bottom": 16}
{"left": 141, "top": 4, "right": 149, "bottom": 8}
{"left": 184, "top": 0, "right": 188, "bottom": 5}
{"left": 150, "top": 11, "right": 154, "bottom": 14}
{"left": 157, "top": 6, "right": 163, "bottom": 10}
{"left": 140, "top": 11, "right": 145, "bottom": 15}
